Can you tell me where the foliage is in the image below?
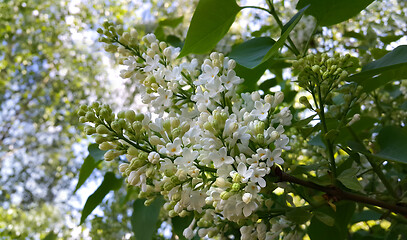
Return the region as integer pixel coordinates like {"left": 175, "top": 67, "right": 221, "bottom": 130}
{"left": 76, "top": 0, "right": 407, "bottom": 239}
{"left": 3, "top": 0, "right": 407, "bottom": 239}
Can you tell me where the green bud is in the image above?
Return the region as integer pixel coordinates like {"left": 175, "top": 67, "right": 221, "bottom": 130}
{"left": 299, "top": 96, "right": 312, "bottom": 109}
{"left": 203, "top": 122, "right": 214, "bottom": 132}
{"left": 170, "top": 176, "right": 180, "bottom": 184}
{"left": 99, "top": 142, "right": 115, "bottom": 151}
{"left": 164, "top": 168, "right": 176, "bottom": 177}
{"left": 117, "top": 111, "right": 126, "bottom": 119}
{"left": 171, "top": 127, "right": 181, "bottom": 138}
{"left": 104, "top": 150, "right": 120, "bottom": 161}
{"left": 231, "top": 173, "right": 242, "bottom": 183}
{"left": 163, "top": 120, "right": 171, "bottom": 133}
{"left": 85, "top": 126, "right": 96, "bottom": 135}
{"left": 79, "top": 116, "right": 87, "bottom": 123}
{"left": 144, "top": 198, "right": 154, "bottom": 206}
{"left": 111, "top": 120, "right": 122, "bottom": 133}
{"left": 257, "top": 134, "right": 264, "bottom": 143}
{"left": 220, "top": 191, "right": 232, "bottom": 200}
{"left": 80, "top": 104, "right": 88, "bottom": 111}
{"left": 77, "top": 109, "right": 86, "bottom": 116}
{"left": 96, "top": 125, "right": 110, "bottom": 134}
{"left": 231, "top": 183, "right": 241, "bottom": 192}
{"left": 168, "top": 210, "right": 178, "bottom": 218}
{"left": 197, "top": 219, "right": 206, "bottom": 228}
{"left": 164, "top": 182, "right": 175, "bottom": 191}
{"left": 164, "top": 201, "right": 176, "bottom": 211}
{"left": 95, "top": 135, "right": 106, "bottom": 144}
{"left": 127, "top": 146, "right": 138, "bottom": 156}
{"left": 85, "top": 111, "right": 96, "bottom": 122}
{"left": 255, "top": 121, "right": 265, "bottom": 134}
{"left": 125, "top": 110, "right": 136, "bottom": 122}
{"left": 171, "top": 192, "right": 181, "bottom": 202}
{"left": 179, "top": 210, "right": 188, "bottom": 217}
{"left": 180, "top": 122, "right": 190, "bottom": 135}
{"left": 138, "top": 152, "right": 148, "bottom": 160}
{"left": 99, "top": 109, "right": 109, "bottom": 120}
{"left": 132, "top": 121, "right": 142, "bottom": 133}
{"left": 118, "top": 119, "right": 127, "bottom": 129}
{"left": 170, "top": 117, "right": 180, "bottom": 129}
{"left": 311, "top": 65, "right": 320, "bottom": 73}
{"left": 96, "top": 28, "right": 104, "bottom": 34}
{"left": 135, "top": 113, "right": 144, "bottom": 121}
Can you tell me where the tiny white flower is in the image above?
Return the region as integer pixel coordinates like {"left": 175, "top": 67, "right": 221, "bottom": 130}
{"left": 162, "top": 138, "right": 182, "bottom": 156}
{"left": 251, "top": 101, "right": 271, "bottom": 121}
{"left": 210, "top": 147, "right": 234, "bottom": 168}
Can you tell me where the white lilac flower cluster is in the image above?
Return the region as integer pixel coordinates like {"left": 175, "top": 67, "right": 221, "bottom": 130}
{"left": 82, "top": 23, "right": 294, "bottom": 239}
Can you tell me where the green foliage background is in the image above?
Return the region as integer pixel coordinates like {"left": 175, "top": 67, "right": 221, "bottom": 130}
{"left": 1, "top": 0, "right": 407, "bottom": 239}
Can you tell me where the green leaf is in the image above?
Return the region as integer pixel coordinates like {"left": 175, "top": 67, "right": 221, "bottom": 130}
{"left": 309, "top": 133, "right": 324, "bottom": 148}
{"left": 313, "top": 211, "right": 335, "bottom": 227}
{"left": 385, "top": 223, "right": 407, "bottom": 240}
{"left": 131, "top": 197, "right": 165, "bottom": 240}
{"left": 172, "top": 215, "right": 194, "bottom": 240}
{"left": 380, "top": 35, "right": 403, "bottom": 45}
{"left": 80, "top": 172, "right": 122, "bottom": 224}
{"left": 308, "top": 202, "right": 356, "bottom": 240}
{"left": 166, "top": 35, "right": 184, "bottom": 48}
{"left": 74, "top": 144, "right": 105, "bottom": 193}
{"left": 229, "top": 37, "right": 276, "bottom": 69}
{"left": 88, "top": 143, "right": 106, "bottom": 161}
{"left": 234, "top": 60, "right": 271, "bottom": 93}
{"left": 337, "top": 168, "right": 363, "bottom": 191}
{"left": 374, "top": 126, "right": 407, "bottom": 164}
{"left": 261, "top": 5, "right": 309, "bottom": 64}
{"left": 42, "top": 231, "right": 57, "bottom": 240}
{"left": 286, "top": 208, "right": 312, "bottom": 224}
{"left": 296, "top": 0, "right": 374, "bottom": 26}
{"left": 178, "top": 0, "right": 241, "bottom": 57}
{"left": 348, "top": 45, "right": 407, "bottom": 91}
{"left": 337, "top": 154, "right": 359, "bottom": 176}
{"left": 158, "top": 16, "right": 184, "bottom": 28}
{"left": 74, "top": 156, "right": 101, "bottom": 193}
{"left": 154, "top": 16, "right": 184, "bottom": 40}
{"left": 259, "top": 78, "right": 278, "bottom": 92}
{"left": 343, "top": 31, "right": 365, "bottom": 40}
{"left": 292, "top": 113, "right": 317, "bottom": 128}
{"left": 351, "top": 210, "right": 381, "bottom": 223}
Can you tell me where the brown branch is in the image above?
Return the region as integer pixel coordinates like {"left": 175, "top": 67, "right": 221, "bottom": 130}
{"left": 273, "top": 167, "right": 407, "bottom": 217}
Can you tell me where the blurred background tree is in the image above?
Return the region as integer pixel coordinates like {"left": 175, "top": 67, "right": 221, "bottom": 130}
{"left": 1, "top": 0, "right": 406, "bottom": 239}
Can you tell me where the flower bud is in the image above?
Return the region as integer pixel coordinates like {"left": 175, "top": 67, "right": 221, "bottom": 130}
{"left": 215, "top": 177, "right": 231, "bottom": 188}
{"left": 85, "top": 126, "right": 96, "bottom": 135}
{"left": 150, "top": 135, "right": 163, "bottom": 145}
{"left": 299, "top": 96, "right": 312, "bottom": 109}
{"left": 104, "top": 150, "right": 120, "bottom": 161}
{"left": 96, "top": 125, "right": 110, "bottom": 134}
{"left": 231, "top": 183, "right": 241, "bottom": 192}
{"left": 220, "top": 191, "right": 232, "bottom": 200}
{"left": 168, "top": 210, "right": 178, "bottom": 218}
{"left": 347, "top": 113, "right": 361, "bottom": 126}
{"left": 119, "top": 163, "right": 129, "bottom": 173}
{"left": 163, "top": 119, "right": 172, "bottom": 132}
{"left": 99, "top": 142, "right": 115, "bottom": 151}
{"left": 311, "top": 65, "right": 320, "bottom": 73}
{"left": 242, "top": 193, "right": 252, "bottom": 204}
{"left": 130, "top": 29, "right": 138, "bottom": 39}
{"left": 125, "top": 110, "right": 136, "bottom": 122}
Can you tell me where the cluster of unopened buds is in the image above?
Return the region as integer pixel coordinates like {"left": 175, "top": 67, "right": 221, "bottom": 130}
{"left": 79, "top": 22, "right": 296, "bottom": 239}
